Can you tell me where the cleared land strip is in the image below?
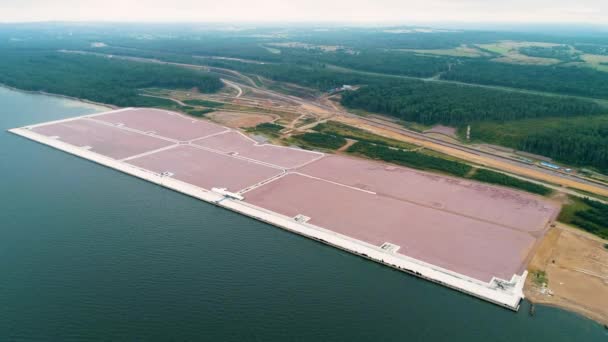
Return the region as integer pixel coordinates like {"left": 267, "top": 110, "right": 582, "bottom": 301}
{"left": 326, "top": 64, "right": 608, "bottom": 106}
{"left": 58, "top": 49, "right": 608, "bottom": 198}
{"left": 334, "top": 116, "right": 608, "bottom": 198}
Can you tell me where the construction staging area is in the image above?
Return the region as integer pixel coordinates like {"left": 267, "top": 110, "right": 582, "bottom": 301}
{"left": 10, "top": 108, "right": 560, "bottom": 310}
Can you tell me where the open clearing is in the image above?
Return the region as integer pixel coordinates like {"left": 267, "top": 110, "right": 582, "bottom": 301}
{"left": 397, "top": 45, "right": 491, "bottom": 58}
{"left": 525, "top": 224, "right": 608, "bottom": 325}
{"left": 206, "top": 111, "right": 276, "bottom": 128}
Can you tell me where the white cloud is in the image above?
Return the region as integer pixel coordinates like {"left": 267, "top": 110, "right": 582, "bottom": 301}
{"left": 0, "top": 0, "right": 606, "bottom": 24}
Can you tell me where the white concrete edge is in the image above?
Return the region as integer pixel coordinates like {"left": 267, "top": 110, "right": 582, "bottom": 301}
{"left": 9, "top": 126, "right": 526, "bottom": 311}
{"left": 22, "top": 107, "right": 133, "bottom": 129}
{"left": 223, "top": 199, "right": 526, "bottom": 310}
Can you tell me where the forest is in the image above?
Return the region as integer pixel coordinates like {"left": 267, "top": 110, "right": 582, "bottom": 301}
{"left": 518, "top": 45, "right": 582, "bottom": 62}
{"left": 442, "top": 61, "right": 608, "bottom": 99}
{"left": 205, "top": 59, "right": 380, "bottom": 91}
{"left": 559, "top": 196, "right": 608, "bottom": 239}
{"left": 293, "top": 132, "right": 347, "bottom": 150}
{"left": 571, "top": 198, "right": 608, "bottom": 239}
{"left": 0, "top": 49, "right": 223, "bottom": 106}
{"left": 469, "top": 115, "right": 608, "bottom": 173}
{"left": 340, "top": 80, "right": 604, "bottom": 125}
{"left": 281, "top": 49, "right": 454, "bottom": 78}
{"left": 573, "top": 44, "right": 608, "bottom": 56}
{"left": 3, "top": 24, "right": 608, "bottom": 175}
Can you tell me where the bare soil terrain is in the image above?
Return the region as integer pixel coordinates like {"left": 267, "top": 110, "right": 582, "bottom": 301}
{"left": 206, "top": 111, "right": 276, "bottom": 128}
{"left": 332, "top": 116, "right": 608, "bottom": 197}
{"left": 525, "top": 223, "right": 608, "bottom": 325}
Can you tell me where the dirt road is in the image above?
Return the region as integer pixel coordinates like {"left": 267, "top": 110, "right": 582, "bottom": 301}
{"left": 61, "top": 49, "right": 608, "bottom": 199}
{"left": 333, "top": 115, "right": 608, "bottom": 198}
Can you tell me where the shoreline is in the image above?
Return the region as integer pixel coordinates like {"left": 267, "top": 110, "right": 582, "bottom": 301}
{"left": 5, "top": 84, "right": 607, "bottom": 327}
{"left": 10, "top": 123, "right": 528, "bottom": 310}
{"left": 524, "top": 224, "right": 608, "bottom": 327}
{"left": 9, "top": 108, "right": 535, "bottom": 311}
{"left": 527, "top": 297, "right": 608, "bottom": 327}
{"left": 0, "top": 84, "right": 116, "bottom": 111}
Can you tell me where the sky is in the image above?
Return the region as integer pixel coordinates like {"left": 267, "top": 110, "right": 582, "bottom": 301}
{"left": 0, "top": 0, "right": 607, "bottom": 25}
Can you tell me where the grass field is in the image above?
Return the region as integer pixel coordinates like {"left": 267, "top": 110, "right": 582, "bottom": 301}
{"left": 247, "top": 122, "right": 284, "bottom": 138}
{"left": 396, "top": 45, "right": 490, "bottom": 58}
{"left": 581, "top": 54, "right": 608, "bottom": 72}
{"left": 290, "top": 132, "right": 347, "bottom": 150}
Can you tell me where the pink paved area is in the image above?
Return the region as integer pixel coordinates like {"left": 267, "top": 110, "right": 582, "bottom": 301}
{"left": 26, "top": 108, "right": 560, "bottom": 284}
{"left": 193, "top": 131, "right": 321, "bottom": 169}
{"left": 31, "top": 118, "right": 173, "bottom": 160}
{"left": 297, "top": 156, "right": 559, "bottom": 233}
{"left": 244, "top": 173, "right": 537, "bottom": 282}
{"left": 127, "top": 145, "right": 283, "bottom": 192}
{"left": 94, "top": 108, "right": 227, "bottom": 141}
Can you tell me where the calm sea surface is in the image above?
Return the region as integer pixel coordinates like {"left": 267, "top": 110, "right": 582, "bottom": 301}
{"left": 0, "top": 86, "right": 606, "bottom": 341}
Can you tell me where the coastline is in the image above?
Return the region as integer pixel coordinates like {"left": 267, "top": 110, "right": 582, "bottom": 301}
{"left": 524, "top": 224, "right": 608, "bottom": 327}
{"left": 9, "top": 122, "right": 529, "bottom": 311}
{"left": 0, "top": 83, "right": 116, "bottom": 111}
{"left": 4, "top": 83, "right": 607, "bottom": 327}
{"left": 527, "top": 298, "right": 608, "bottom": 327}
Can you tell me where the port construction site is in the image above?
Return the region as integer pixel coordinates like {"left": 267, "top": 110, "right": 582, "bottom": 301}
{"left": 10, "top": 108, "right": 559, "bottom": 310}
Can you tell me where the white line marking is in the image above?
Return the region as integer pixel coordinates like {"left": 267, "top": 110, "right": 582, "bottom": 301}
{"left": 120, "top": 144, "right": 180, "bottom": 162}
{"left": 289, "top": 172, "right": 377, "bottom": 195}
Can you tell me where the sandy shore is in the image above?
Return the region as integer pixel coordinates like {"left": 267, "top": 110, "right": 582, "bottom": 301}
{"left": 525, "top": 223, "right": 608, "bottom": 326}
{"left": 0, "top": 84, "right": 115, "bottom": 111}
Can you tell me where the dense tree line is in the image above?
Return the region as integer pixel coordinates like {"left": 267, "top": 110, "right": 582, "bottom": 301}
{"left": 289, "top": 28, "right": 564, "bottom": 50}
{"left": 182, "top": 99, "right": 224, "bottom": 108}
{"left": 287, "top": 49, "right": 454, "bottom": 78}
{"left": 346, "top": 141, "right": 554, "bottom": 195}
{"left": 294, "top": 132, "right": 347, "bottom": 150}
{"left": 442, "top": 61, "right": 608, "bottom": 99}
{"left": 469, "top": 169, "right": 551, "bottom": 196}
{"left": 518, "top": 45, "right": 581, "bottom": 62}
{"left": 572, "top": 44, "right": 608, "bottom": 56}
{"left": 340, "top": 80, "right": 604, "bottom": 125}
{"left": 469, "top": 115, "right": 608, "bottom": 173}
{"left": 0, "top": 49, "right": 223, "bottom": 106}
{"left": 561, "top": 197, "right": 608, "bottom": 239}
{"left": 248, "top": 122, "right": 284, "bottom": 137}
{"left": 347, "top": 141, "right": 472, "bottom": 177}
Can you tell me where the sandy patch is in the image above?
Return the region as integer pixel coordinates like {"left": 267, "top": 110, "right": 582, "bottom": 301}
{"left": 525, "top": 224, "right": 608, "bottom": 325}
{"left": 206, "top": 111, "right": 275, "bottom": 128}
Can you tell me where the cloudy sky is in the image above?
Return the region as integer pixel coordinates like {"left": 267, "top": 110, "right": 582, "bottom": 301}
{"left": 1, "top": 0, "right": 606, "bottom": 24}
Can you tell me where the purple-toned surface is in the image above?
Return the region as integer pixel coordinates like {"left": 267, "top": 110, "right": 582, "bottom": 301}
{"left": 193, "top": 131, "right": 321, "bottom": 169}
{"left": 28, "top": 108, "right": 559, "bottom": 285}
{"left": 297, "top": 156, "right": 559, "bottom": 233}
{"left": 95, "top": 108, "right": 227, "bottom": 141}
{"left": 31, "top": 118, "right": 172, "bottom": 159}
{"left": 244, "top": 173, "right": 537, "bottom": 282}
{"left": 127, "top": 145, "right": 283, "bottom": 192}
